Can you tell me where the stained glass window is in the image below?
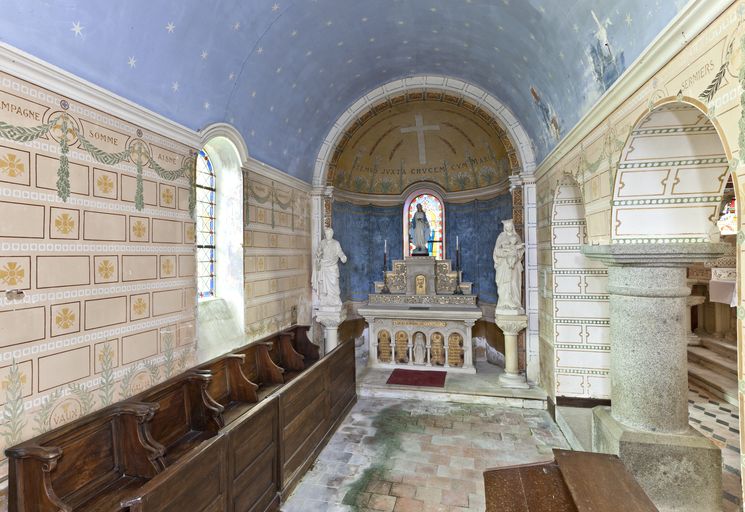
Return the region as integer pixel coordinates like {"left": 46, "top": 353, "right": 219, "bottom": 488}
{"left": 196, "top": 149, "right": 216, "bottom": 299}
{"left": 407, "top": 193, "right": 444, "bottom": 259}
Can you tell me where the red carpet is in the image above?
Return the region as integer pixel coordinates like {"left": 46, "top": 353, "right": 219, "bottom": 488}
{"left": 386, "top": 369, "right": 447, "bottom": 388}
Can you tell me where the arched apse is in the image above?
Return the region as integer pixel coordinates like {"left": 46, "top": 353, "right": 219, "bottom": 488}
{"left": 198, "top": 124, "right": 246, "bottom": 360}
{"left": 312, "top": 76, "right": 542, "bottom": 382}
{"left": 611, "top": 99, "right": 732, "bottom": 244}
{"left": 546, "top": 174, "right": 610, "bottom": 401}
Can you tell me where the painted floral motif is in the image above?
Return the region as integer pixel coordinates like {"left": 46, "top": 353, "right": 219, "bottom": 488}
{"left": 0, "top": 262, "right": 25, "bottom": 286}
{"left": 96, "top": 174, "right": 114, "bottom": 194}
{"left": 54, "top": 213, "right": 76, "bottom": 235}
{"left": 162, "top": 258, "right": 174, "bottom": 276}
{"left": 1, "top": 369, "right": 27, "bottom": 391}
{"left": 185, "top": 225, "right": 195, "bottom": 241}
{"left": 132, "top": 220, "right": 147, "bottom": 239}
{"left": 161, "top": 188, "right": 174, "bottom": 205}
{"left": 0, "top": 153, "right": 25, "bottom": 178}
{"left": 55, "top": 307, "right": 76, "bottom": 330}
{"left": 97, "top": 260, "right": 115, "bottom": 279}
{"left": 132, "top": 297, "right": 148, "bottom": 316}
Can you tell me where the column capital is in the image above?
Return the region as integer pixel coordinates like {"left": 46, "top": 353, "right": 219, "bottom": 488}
{"left": 508, "top": 174, "right": 523, "bottom": 191}
{"left": 581, "top": 242, "right": 728, "bottom": 268}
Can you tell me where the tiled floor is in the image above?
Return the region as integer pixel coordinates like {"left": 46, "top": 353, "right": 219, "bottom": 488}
{"left": 688, "top": 384, "right": 742, "bottom": 511}
{"left": 282, "top": 398, "right": 569, "bottom": 511}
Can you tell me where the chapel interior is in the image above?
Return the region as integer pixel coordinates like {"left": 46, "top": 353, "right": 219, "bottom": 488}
{"left": 0, "top": 1, "right": 742, "bottom": 511}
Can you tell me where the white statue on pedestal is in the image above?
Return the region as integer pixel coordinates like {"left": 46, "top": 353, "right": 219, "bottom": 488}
{"left": 493, "top": 219, "right": 525, "bottom": 314}
{"left": 410, "top": 203, "right": 431, "bottom": 256}
{"left": 312, "top": 227, "right": 347, "bottom": 307}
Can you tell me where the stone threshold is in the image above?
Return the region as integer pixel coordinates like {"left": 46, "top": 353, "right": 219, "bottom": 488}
{"left": 356, "top": 361, "right": 547, "bottom": 410}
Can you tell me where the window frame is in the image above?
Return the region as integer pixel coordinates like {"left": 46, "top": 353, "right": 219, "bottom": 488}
{"left": 402, "top": 188, "right": 446, "bottom": 259}
{"left": 195, "top": 149, "right": 216, "bottom": 300}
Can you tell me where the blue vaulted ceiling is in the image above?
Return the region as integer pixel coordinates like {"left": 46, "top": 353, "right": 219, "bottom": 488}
{"left": 0, "top": 0, "right": 683, "bottom": 181}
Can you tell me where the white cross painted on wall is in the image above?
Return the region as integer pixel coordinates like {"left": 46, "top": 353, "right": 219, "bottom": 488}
{"left": 400, "top": 113, "right": 440, "bottom": 165}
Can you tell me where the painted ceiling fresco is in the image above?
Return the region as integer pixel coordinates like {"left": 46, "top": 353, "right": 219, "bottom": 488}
{"left": 0, "top": 0, "right": 684, "bottom": 182}
{"left": 332, "top": 99, "right": 510, "bottom": 195}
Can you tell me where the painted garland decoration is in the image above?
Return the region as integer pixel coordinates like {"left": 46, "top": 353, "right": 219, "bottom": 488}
{"left": 0, "top": 102, "right": 197, "bottom": 218}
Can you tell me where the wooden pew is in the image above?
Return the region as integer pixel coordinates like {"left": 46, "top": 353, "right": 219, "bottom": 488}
{"left": 121, "top": 434, "right": 228, "bottom": 512}
{"left": 233, "top": 339, "right": 285, "bottom": 400}
{"left": 6, "top": 403, "right": 163, "bottom": 512}
{"left": 277, "top": 339, "right": 357, "bottom": 498}
{"left": 286, "top": 325, "right": 320, "bottom": 364}
{"left": 128, "top": 370, "right": 223, "bottom": 466}
{"left": 197, "top": 353, "right": 281, "bottom": 511}
{"left": 224, "top": 396, "right": 280, "bottom": 512}
{"left": 326, "top": 339, "right": 356, "bottom": 431}
{"left": 198, "top": 353, "right": 260, "bottom": 425}
{"left": 6, "top": 324, "right": 351, "bottom": 512}
{"left": 483, "top": 449, "right": 657, "bottom": 512}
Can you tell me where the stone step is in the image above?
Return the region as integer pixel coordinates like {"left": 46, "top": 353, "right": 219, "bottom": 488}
{"left": 687, "top": 346, "right": 737, "bottom": 377}
{"left": 688, "top": 362, "right": 738, "bottom": 406}
{"left": 699, "top": 336, "right": 737, "bottom": 361}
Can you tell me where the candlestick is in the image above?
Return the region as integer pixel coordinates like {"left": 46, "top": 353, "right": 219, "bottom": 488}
{"left": 384, "top": 239, "right": 387, "bottom": 253}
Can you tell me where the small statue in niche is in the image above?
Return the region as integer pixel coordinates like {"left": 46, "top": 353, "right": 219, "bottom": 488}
{"left": 415, "top": 274, "right": 426, "bottom": 295}
{"left": 312, "top": 227, "right": 347, "bottom": 307}
{"left": 413, "top": 332, "right": 426, "bottom": 364}
{"left": 493, "top": 219, "right": 525, "bottom": 314}
{"left": 410, "top": 203, "right": 431, "bottom": 256}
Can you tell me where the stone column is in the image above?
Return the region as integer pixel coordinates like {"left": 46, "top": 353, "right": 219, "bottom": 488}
{"left": 315, "top": 306, "right": 346, "bottom": 355}
{"left": 686, "top": 294, "right": 705, "bottom": 346}
{"left": 495, "top": 313, "right": 528, "bottom": 389}
{"left": 583, "top": 243, "right": 725, "bottom": 512}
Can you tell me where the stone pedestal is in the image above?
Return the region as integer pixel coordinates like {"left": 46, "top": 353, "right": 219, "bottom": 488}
{"left": 583, "top": 243, "right": 726, "bottom": 512}
{"left": 686, "top": 294, "right": 705, "bottom": 346}
{"left": 315, "top": 306, "right": 346, "bottom": 355}
{"left": 495, "top": 313, "right": 528, "bottom": 389}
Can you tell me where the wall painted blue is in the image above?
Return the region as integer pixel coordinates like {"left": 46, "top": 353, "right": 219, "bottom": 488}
{"left": 333, "top": 194, "right": 511, "bottom": 304}
{"left": 333, "top": 202, "right": 403, "bottom": 302}
{"left": 445, "top": 194, "right": 513, "bottom": 305}
{"left": 0, "top": 1, "right": 682, "bottom": 182}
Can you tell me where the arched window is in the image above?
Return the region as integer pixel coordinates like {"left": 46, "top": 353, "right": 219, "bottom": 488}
{"left": 405, "top": 191, "right": 445, "bottom": 259}
{"left": 196, "top": 149, "right": 216, "bottom": 299}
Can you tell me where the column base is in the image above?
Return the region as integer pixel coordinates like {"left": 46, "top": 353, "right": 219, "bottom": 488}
{"left": 498, "top": 372, "right": 529, "bottom": 389}
{"left": 592, "top": 406, "right": 721, "bottom": 512}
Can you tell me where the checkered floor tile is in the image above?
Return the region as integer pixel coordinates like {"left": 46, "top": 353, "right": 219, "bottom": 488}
{"left": 689, "top": 384, "right": 742, "bottom": 511}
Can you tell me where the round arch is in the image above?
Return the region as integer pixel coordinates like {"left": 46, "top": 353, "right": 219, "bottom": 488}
{"left": 312, "top": 75, "right": 537, "bottom": 188}
{"left": 198, "top": 123, "right": 247, "bottom": 336}
{"left": 611, "top": 97, "right": 734, "bottom": 244}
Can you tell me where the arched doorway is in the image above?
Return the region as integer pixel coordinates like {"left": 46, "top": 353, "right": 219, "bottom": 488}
{"left": 596, "top": 98, "right": 739, "bottom": 510}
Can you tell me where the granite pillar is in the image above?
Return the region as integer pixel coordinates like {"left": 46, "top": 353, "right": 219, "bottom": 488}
{"left": 583, "top": 243, "right": 726, "bottom": 512}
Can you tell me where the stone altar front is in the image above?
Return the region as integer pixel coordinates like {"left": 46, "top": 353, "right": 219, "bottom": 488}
{"left": 358, "top": 257, "right": 482, "bottom": 373}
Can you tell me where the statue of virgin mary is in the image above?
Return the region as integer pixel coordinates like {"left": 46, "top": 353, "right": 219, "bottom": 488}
{"left": 410, "top": 203, "right": 431, "bottom": 256}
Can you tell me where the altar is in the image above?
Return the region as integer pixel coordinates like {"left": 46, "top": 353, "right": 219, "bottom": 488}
{"left": 358, "top": 256, "right": 482, "bottom": 373}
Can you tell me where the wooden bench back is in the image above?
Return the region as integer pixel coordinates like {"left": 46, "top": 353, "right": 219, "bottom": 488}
{"left": 6, "top": 403, "right": 162, "bottom": 511}
{"left": 198, "top": 354, "right": 253, "bottom": 406}
{"left": 131, "top": 372, "right": 223, "bottom": 452}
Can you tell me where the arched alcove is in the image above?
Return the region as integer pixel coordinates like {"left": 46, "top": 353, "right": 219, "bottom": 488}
{"left": 197, "top": 124, "right": 247, "bottom": 360}
{"left": 547, "top": 174, "right": 610, "bottom": 400}
{"left": 608, "top": 99, "right": 742, "bottom": 505}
